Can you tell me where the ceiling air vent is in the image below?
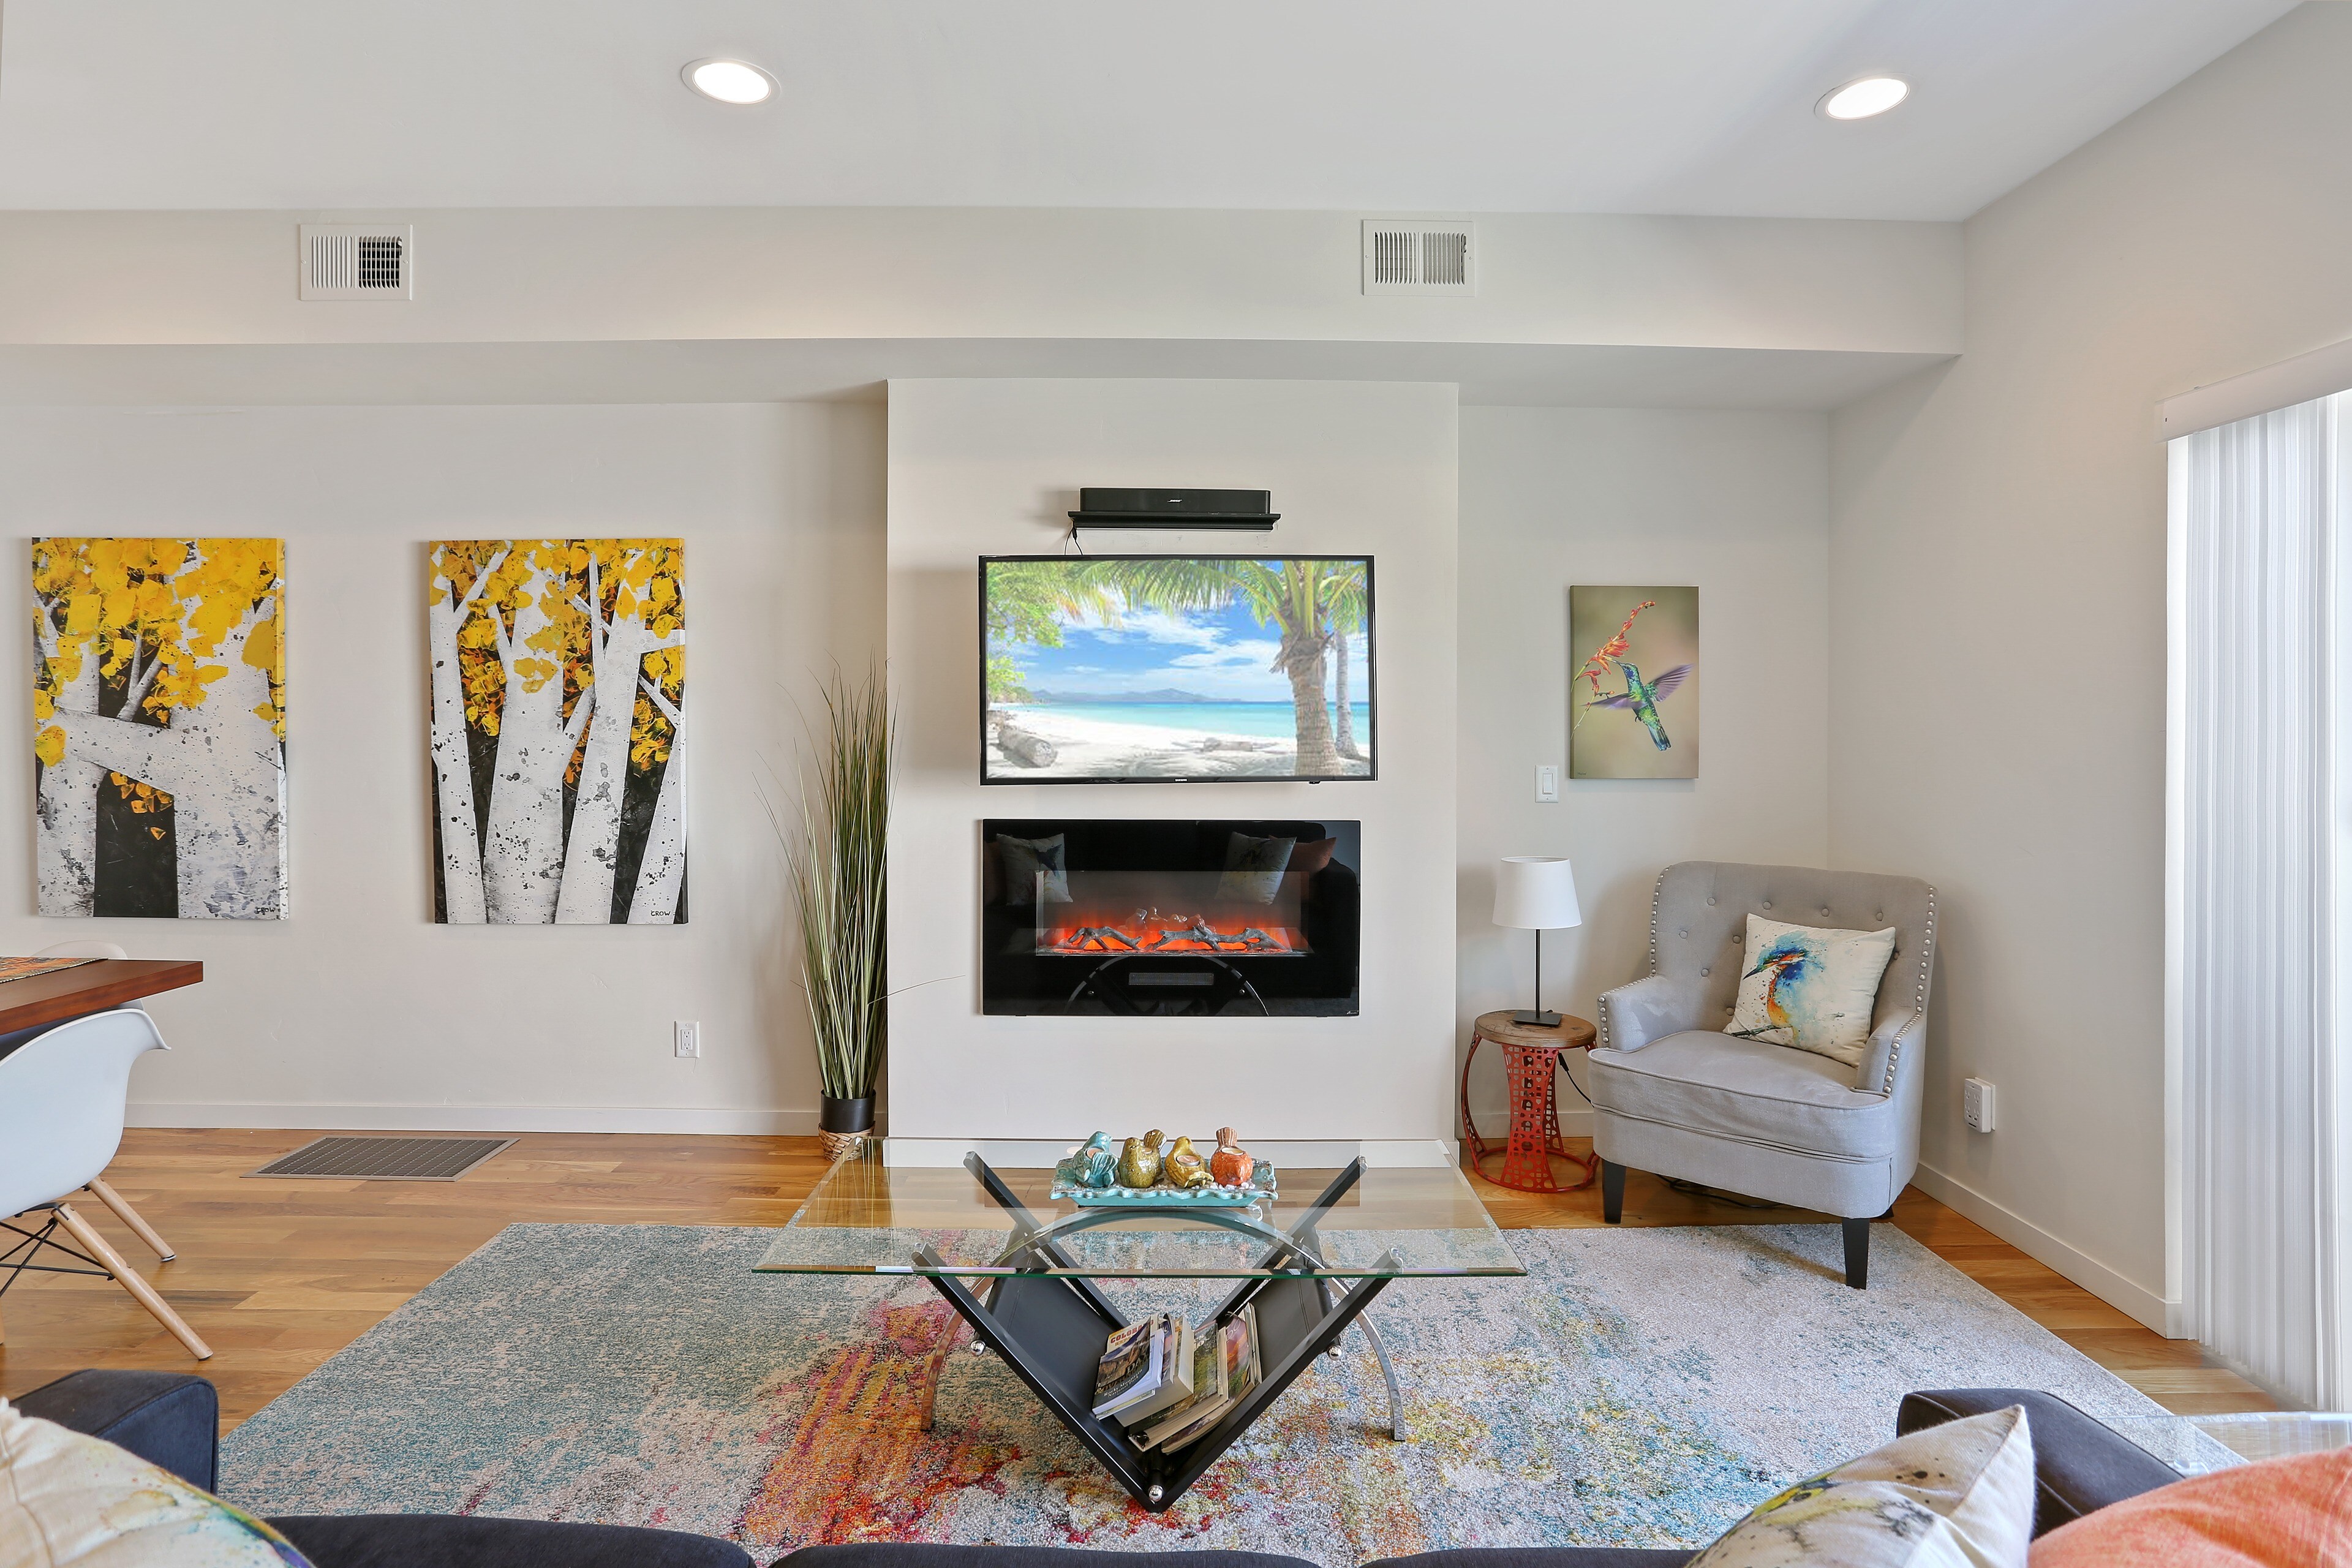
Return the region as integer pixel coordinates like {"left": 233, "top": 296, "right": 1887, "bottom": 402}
{"left": 298, "top": 224, "right": 414, "bottom": 301}
{"left": 1361, "top": 219, "right": 1476, "bottom": 296}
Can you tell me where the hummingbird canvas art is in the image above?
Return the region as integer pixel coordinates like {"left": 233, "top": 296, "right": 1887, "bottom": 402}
{"left": 1569, "top": 586, "right": 1698, "bottom": 778}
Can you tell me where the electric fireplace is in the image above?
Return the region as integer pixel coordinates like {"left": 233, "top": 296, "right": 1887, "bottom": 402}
{"left": 981, "top": 819, "right": 1360, "bottom": 1016}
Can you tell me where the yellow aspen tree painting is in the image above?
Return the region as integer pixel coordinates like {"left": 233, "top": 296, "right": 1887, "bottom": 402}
{"left": 31, "top": 538, "right": 288, "bottom": 919}
{"left": 426, "top": 540, "right": 685, "bottom": 924}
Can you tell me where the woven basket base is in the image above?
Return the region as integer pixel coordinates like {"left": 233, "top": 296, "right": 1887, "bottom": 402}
{"left": 819, "top": 1128, "right": 869, "bottom": 1162}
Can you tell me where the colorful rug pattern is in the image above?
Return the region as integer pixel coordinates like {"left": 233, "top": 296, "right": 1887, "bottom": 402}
{"left": 221, "top": 1223, "right": 2175, "bottom": 1564}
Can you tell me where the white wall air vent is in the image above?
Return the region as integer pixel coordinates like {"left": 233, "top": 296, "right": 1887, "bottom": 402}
{"left": 1361, "top": 219, "right": 1476, "bottom": 295}
{"left": 298, "top": 224, "right": 413, "bottom": 300}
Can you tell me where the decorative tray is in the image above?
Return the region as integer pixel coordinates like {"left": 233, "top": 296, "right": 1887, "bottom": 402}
{"left": 1052, "top": 1163, "right": 1278, "bottom": 1208}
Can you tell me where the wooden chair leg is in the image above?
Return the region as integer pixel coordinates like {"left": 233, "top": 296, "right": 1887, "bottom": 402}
{"left": 1842, "top": 1216, "right": 1871, "bottom": 1289}
{"left": 55, "top": 1203, "right": 211, "bottom": 1360}
{"left": 86, "top": 1177, "right": 176, "bottom": 1261}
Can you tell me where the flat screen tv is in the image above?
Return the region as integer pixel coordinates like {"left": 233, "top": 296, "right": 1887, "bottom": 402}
{"left": 981, "top": 555, "right": 1376, "bottom": 785}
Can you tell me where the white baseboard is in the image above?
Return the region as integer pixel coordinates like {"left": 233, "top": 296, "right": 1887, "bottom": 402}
{"left": 126, "top": 1102, "right": 821, "bottom": 1136}
{"left": 1909, "top": 1163, "right": 2185, "bottom": 1338}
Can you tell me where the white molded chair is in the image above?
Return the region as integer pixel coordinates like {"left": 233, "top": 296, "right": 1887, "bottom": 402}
{"left": 33, "top": 939, "right": 130, "bottom": 960}
{"left": 0, "top": 1008, "right": 211, "bottom": 1359}
{"left": 26, "top": 938, "right": 176, "bottom": 1262}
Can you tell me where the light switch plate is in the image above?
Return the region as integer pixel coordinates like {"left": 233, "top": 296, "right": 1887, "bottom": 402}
{"left": 1536, "top": 764, "right": 1560, "bottom": 802}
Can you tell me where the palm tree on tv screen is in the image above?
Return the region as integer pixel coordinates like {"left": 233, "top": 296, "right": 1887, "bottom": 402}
{"left": 1319, "top": 560, "right": 1368, "bottom": 762}
{"left": 982, "top": 560, "right": 1118, "bottom": 703}
{"left": 1085, "top": 557, "right": 1346, "bottom": 776}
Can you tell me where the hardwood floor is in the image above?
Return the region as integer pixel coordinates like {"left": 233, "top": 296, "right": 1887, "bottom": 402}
{"left": 0, "top": 1128, "right": 2272, "bottom": 1430}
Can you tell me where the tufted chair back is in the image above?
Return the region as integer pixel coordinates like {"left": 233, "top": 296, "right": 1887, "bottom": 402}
{"left": 1648, "top": 861, "right": 1937, "bottom": 1063}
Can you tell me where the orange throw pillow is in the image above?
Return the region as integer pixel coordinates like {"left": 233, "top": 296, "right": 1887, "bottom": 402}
{"left": 2030, "top": 1449, "right": 2352, "bottom": 1567}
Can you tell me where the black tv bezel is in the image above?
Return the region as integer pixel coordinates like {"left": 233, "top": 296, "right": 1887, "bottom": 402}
{"left": 978, "top": 552, "right": 1379, "bottom": 786}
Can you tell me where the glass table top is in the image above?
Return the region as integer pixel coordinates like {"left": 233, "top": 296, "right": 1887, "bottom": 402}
{"left": 755, "top": 1137, "right": 1525, "bottom": 1280}
{"left": 2102, "top": 1410, "right": 2352, "bottom": 1474}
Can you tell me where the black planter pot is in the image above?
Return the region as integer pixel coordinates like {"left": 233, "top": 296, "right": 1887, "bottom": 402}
{"left": 819, "top": 1094, "right": 875, "bottom": 1136}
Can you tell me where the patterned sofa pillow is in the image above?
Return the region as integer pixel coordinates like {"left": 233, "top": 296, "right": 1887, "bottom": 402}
{"left": 1689, "top": 1404, "right": 2035, "bottom": 1567}
{"left": 996, "top": 833, "right": 1070, "bottom": 907}
{"left": 1217, "top": 833, "right": 1297, "bottom": 903}
{"left": 0, "top": 1398, "right": 313, "bottom": 1567}
{"left": 1727, "top": 913, "right": 1899, "bottom": 1068}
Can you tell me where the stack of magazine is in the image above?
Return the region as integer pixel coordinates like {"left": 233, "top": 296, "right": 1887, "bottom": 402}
{"left": 1090, "top": 1308, "right": 1264, "bottom": 1453}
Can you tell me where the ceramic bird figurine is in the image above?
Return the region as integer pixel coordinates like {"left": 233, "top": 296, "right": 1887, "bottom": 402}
{"left": 1584, "top": 659, "right": 1692, "bottom": 751}
{"left": 1164, "top": 1135, "right": 1212, "bottom": 1188}
{"left": 1209, "top": 1127, "right": 1254, "bottom": 1187}
{"left": 1055, "top": 1131, "right": 1118, "bottom": 1189}
{"left": 1118, "top": 1129, "right": 1165, "bottom": 1189}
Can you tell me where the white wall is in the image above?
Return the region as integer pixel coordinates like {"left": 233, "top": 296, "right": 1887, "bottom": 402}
{"left": 1828, "top": 2, "right": 2352, "bottom": 1332}
{"left": 885, "top": 379, "right": 1458, "bottom": 1138}
{"left": 0, "top": 402, "right": 884, "bottom": 1131}
{"left": 1457, "top": 408, "right": 1831, "bottom": 1128}
{"left": 0, "top": 209, "right": 1961, "bottom": 360}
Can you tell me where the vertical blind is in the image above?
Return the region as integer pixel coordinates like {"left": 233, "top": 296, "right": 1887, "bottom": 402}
{"left": 2170, "top": 390, "right": 2352, "bottom": 1408}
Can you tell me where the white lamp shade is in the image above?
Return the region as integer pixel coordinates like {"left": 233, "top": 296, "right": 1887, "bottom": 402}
{"left": 1493, "top": 856, "right": 1581, "bottom": 930}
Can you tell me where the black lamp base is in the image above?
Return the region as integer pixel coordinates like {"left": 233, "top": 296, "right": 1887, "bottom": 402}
{"left": 1510, "top": 1008, "right": 1564, "bottom": 1028}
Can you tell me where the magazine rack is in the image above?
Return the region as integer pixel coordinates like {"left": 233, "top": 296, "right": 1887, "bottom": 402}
{"left": 754, "top": 1136, "right": 1525, "bottom": 1513}
{"left": 922, "top": 1154, "right": 1398, "bottom": 1510}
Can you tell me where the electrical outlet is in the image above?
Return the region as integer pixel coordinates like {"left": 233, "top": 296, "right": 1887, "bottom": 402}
{"left": 674, "top": 1021, "right": 701, "bottom": 1059}
{"left": 1963, "top": 1076, "right": 1995, "bottom": 1133}
{"left": 1535, "top": 764, "right": 1560, "bottom": 802}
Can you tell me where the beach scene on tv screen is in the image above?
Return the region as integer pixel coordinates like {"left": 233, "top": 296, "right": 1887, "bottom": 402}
{"left": 984, "top": 557, "right": 1372, "bottom": 781}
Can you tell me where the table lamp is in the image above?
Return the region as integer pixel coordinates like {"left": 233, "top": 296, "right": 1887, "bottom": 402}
{"left": 1493, "top": 856, "right": 1581, "bottom": 1027}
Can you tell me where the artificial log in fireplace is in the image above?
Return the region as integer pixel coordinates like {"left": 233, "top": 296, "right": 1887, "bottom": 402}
{"left": 981, "top": 819, "right": 1360, "bottom": 1016}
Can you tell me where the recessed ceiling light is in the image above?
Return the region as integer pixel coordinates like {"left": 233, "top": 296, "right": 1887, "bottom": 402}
{"left": 1818, "top": 76, "right": 1909, "bottom": 121}
{"left": 682, "top": 58, "right": 777, "bottom": 107}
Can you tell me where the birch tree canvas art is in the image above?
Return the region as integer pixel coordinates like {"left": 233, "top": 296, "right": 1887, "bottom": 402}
{"left": 32, "top": 538, "right": 288, "bottom": 919}
{"left": 428, "top": 540, "right": 686, "bottom": 924}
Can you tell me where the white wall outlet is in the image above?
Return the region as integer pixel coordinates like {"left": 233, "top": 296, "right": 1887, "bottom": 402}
{"left": 674, "top": 1021, "right": 701, "bottom": 1059}
{"left": 1963, "top": 1076, "right": 1996, "bottom": 1133}
{"left": 1536, "top": 764, "right": 1560, "bottom": 802}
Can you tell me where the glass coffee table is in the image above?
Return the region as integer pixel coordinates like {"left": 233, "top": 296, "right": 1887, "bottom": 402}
{"left": 756, "top": 1137, "right": 1523, "bottom": 1512}
{"left": 2101, "top": 1409, "right": 2352, "bottom": 1474}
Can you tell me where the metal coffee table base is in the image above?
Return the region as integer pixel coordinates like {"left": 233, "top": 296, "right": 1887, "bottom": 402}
{"left": 913, "top": 1153, "right": 1407, "bottom": 1512}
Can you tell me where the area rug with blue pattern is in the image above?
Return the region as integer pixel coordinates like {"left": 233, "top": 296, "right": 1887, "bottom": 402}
{"left": 220, "top": 1223, "right": 2172, "bottom": 1564}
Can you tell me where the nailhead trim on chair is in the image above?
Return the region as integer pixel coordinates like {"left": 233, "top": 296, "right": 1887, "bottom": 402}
{"left": 1602, "top": 869, "right": 1673, "bottom": 1054}
{"left": 1880, "top": 884, "right": 1937, "bottom": 1095}
{"left": 1604, "top": 870, "right": 1934, "bottom": 1079}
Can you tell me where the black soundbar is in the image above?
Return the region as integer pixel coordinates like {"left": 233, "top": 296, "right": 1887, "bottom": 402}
{"left": 1068, "top": 487, "right": 1278, "bottom": 530}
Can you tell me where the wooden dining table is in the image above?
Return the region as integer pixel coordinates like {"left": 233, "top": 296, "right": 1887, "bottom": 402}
{"left": 0, "top": 959, "right": 203, "bottom": 1041}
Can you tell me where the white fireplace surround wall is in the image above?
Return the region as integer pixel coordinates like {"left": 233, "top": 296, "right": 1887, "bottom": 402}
{"left": 884, "top": 379, "right": 1460, "bottom": 1139}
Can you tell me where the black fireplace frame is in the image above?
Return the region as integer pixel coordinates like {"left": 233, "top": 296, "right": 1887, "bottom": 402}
{"left": 979, "top": 818, "right": 1361, "bottom": 1017}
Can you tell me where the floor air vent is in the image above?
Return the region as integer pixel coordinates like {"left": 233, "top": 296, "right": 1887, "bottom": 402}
{"left": 1362, "top": 219, "right": 1476, "bottom": 295}
{"left": 247, "top": 1135, "right": 513, "bottom": 1180}
{"left": 299, "top": 224, "right": 414, "bottom": 300}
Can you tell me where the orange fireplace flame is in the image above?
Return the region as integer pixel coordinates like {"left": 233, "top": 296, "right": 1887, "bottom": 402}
{"left": 1038, "top": 913, "right": 1308, "bottom": 957}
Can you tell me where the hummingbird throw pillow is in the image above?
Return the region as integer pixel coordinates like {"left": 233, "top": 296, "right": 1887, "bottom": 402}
{"left": 1727, "top": 913, "right": 1899, "bottom": 1067}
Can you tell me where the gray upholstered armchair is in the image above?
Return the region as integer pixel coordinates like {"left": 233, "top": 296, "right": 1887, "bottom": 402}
{"left": 1588, "top": 861, "right": 1938, "bottom": 1289}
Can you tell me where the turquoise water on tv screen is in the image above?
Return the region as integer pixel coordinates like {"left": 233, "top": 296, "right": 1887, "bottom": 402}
{"left": 1006, "top": 701, "right": 1371, "bottom": 740}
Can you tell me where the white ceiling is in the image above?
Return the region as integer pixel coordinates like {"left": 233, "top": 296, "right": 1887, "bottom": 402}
{"left": 0, "top": 0, "right": 2300, "bottom": 221}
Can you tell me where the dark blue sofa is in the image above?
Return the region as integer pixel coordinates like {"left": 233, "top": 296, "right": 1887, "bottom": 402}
{"left": 15, "top": 1370, "right": 753, "bottom": 1568}
{"left": 20, "top": 1372, "right": 2179, "bottom": 1567}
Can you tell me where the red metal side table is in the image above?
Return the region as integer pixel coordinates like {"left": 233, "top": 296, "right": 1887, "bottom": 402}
{"left": 1461, "top": 1009, "right": 1599, "bottom": 1193}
